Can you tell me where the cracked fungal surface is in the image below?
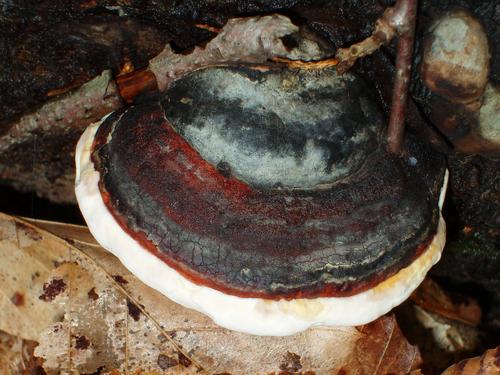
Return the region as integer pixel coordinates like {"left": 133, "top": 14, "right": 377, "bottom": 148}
{"left": 91, "top": 65, "right": 446, "bottom": 299}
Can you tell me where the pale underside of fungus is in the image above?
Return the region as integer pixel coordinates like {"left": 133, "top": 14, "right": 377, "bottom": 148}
{"left": 75, "top": 65, "right": 448, "bottom": 336}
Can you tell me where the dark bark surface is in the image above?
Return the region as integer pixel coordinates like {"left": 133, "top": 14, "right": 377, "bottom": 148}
{"left": 0, "top": 0, "right": 215, "bottom": 126}
{"left": 1, "top": 0, "right": 497, "bottom": 124}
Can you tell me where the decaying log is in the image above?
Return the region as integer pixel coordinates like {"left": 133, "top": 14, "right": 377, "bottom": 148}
{"left": 0, "top": 71, "right": 122, "bottom": 203}
{"left": 0, "top": 14, "right": 330, "bottom": 204}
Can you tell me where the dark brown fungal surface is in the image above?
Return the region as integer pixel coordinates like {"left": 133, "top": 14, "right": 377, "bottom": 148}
{"left": 91, "top": 65, "right": 446, "bottom": 300}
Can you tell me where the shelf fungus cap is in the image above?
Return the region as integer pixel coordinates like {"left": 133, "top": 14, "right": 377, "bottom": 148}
{"left": 75, "top": 65, "right": 448, "bottom": 336}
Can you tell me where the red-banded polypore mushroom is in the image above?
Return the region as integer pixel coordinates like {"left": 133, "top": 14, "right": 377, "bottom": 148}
{"left": 75, "top": 64, "right": 447, "bottom": 336}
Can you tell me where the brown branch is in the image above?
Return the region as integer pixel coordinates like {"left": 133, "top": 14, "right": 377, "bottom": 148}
{"left": 386, "top": 0, "right": 418, "bottom": 154}
{"left": 335, "top": 19, "right": 395, "bottom": 74}
{"left": 335, "top": 0, "right": 414, "bottom": 74}
{"left": 335, "top": 0, "right": 418, "bottom": 154}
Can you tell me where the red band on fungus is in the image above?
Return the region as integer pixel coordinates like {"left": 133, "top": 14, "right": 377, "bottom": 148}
{"left": 89, "top": 65, "right": 446, "bottom": 300}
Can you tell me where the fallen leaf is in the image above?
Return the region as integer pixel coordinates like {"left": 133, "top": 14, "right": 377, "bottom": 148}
{"left": 356, "top": 315, "right": 422, "bottom": 375}
{"left": 411, "top": 278, "right": 482, "bottom": 326}
{"left": 414, "top": 306, "right": 479, "bottom": 354}
{"left": 0, "top": 218, "right": 70, "bottom": 340}
{"left": 0, "top": 330, "right": 43, "bottom": 374}
{"left": 441, "top": 347, "right": 500, "bottom": 374}
{"left": 0, "top": 213, "right": 422, "bottom": 374}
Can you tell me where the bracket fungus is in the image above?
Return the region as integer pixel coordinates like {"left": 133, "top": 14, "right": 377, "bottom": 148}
{"left": 75, "top": 64, "right": 448, "bottom": 336}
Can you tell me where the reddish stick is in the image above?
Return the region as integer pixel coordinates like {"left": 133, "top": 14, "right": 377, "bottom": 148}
{"left": 386, "top": 0, "right": 418, "bottom": 154}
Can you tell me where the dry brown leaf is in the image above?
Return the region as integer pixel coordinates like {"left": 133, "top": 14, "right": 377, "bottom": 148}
{"left": 411, "top": 278, "right": 482, "bottom": 326}
{"left": 0, "top": 217, "right": 70, "bottom": 340}
{"left": 356, "top": 315, "right": 422, "bottom": 375}
{"left": 0, "top": 212, "right": 422, "bottom": 374}
{"left": 441, "top": 347, "right": 500, "bottom": 375}
{"left": 0, "top": 330, "right": 44, "bottom": 374}
{"left": 414, "top": 306, "right": 479, "bottom": 354}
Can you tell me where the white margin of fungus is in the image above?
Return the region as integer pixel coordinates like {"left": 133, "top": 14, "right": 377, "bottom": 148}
{"left": 75, "top": 118, "right": 448, "bottom": 336}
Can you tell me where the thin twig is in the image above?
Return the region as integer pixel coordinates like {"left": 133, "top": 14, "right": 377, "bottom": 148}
{"left": 335, "top": 0, "right": 413, "bottom": 74}
{"left": 270, "top": 56, "right": 339, "bottom": 69}
{"left": 386, "top": 0, "right": 418, "bottom": 154}
{"left": 195, "top": 23, "right": 222, "bottom": 33}
{"left": 335, "top": 20, "right": 395, "bottom": 74}
{"left": 335, "top": 0, "right": 418, "bottom": 154}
